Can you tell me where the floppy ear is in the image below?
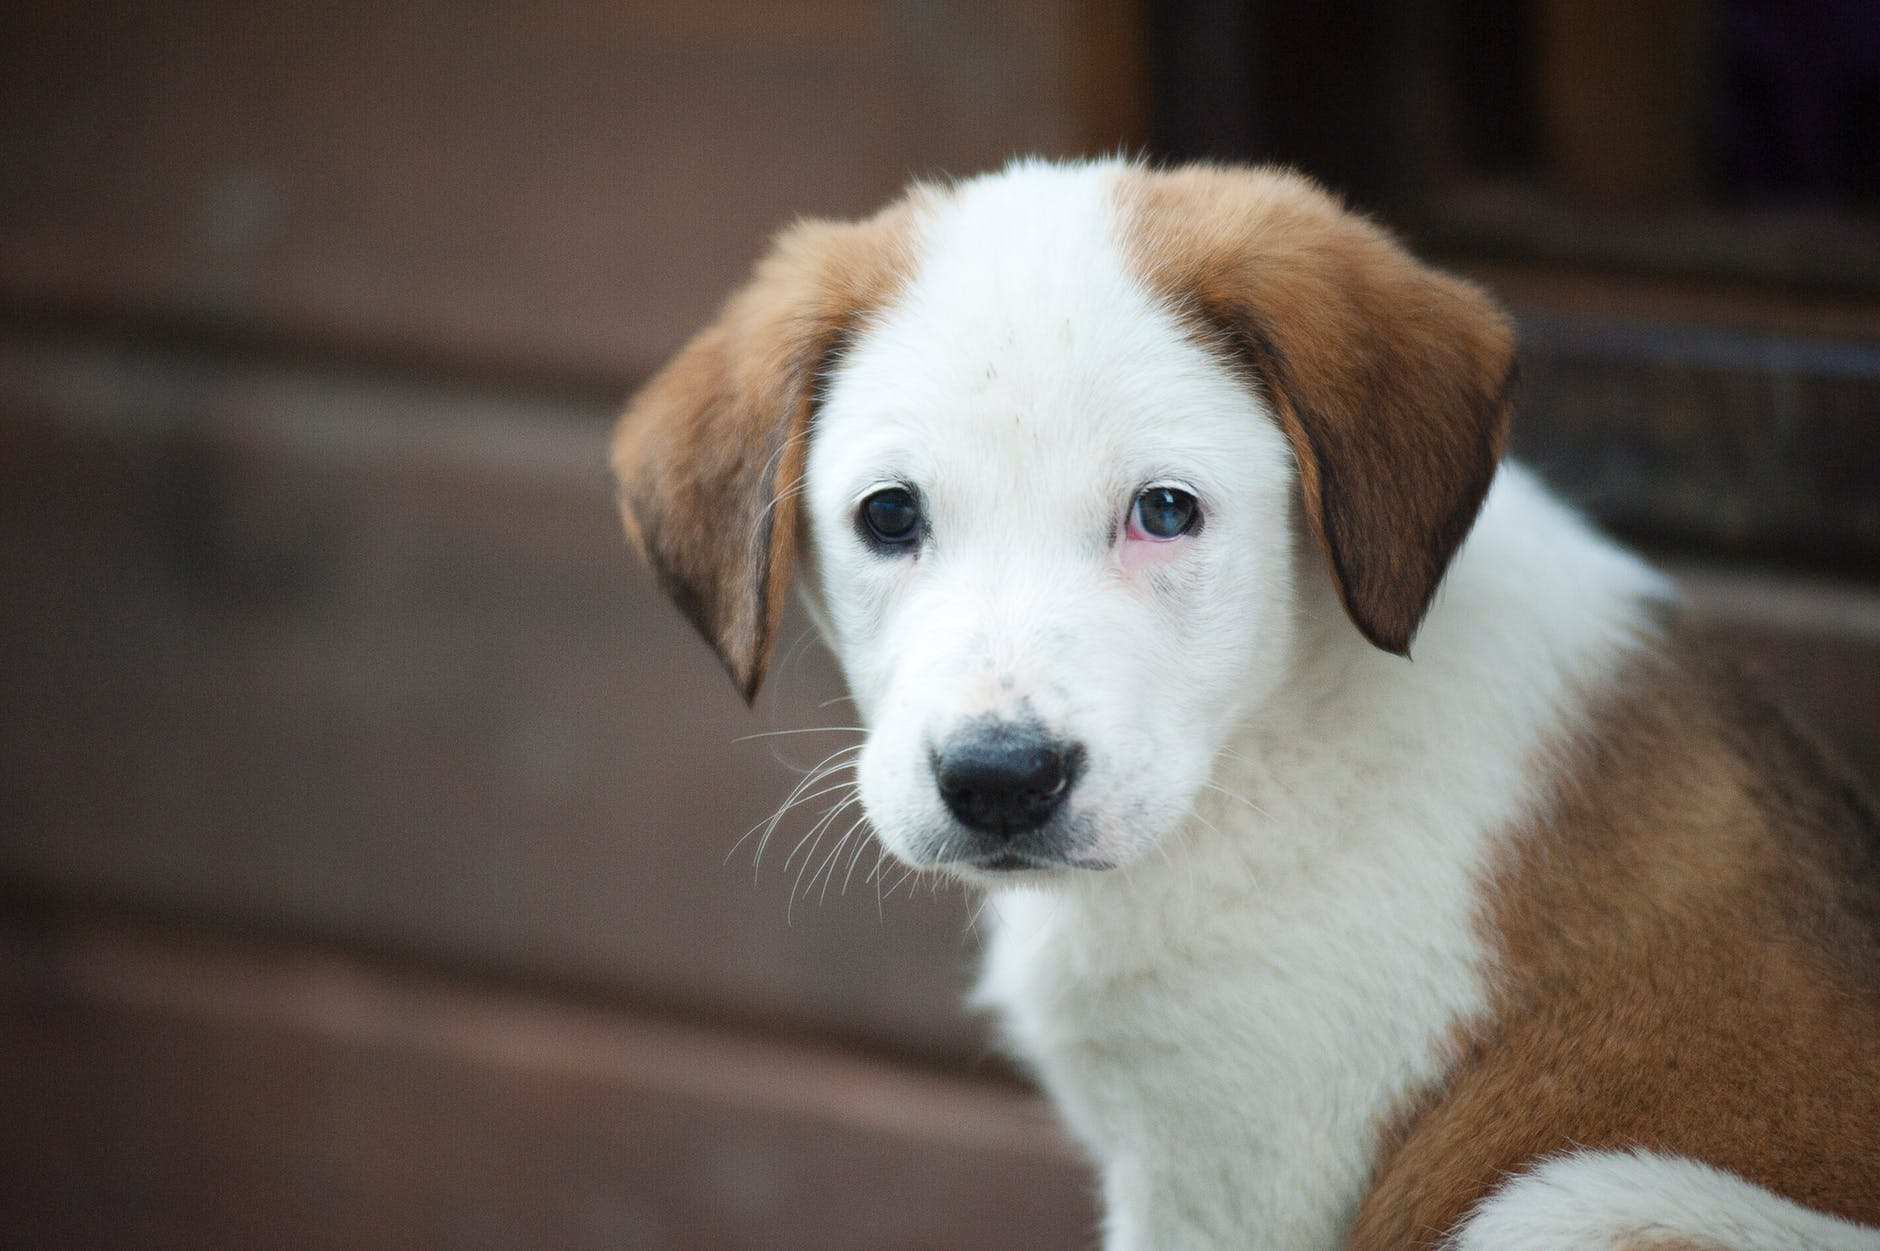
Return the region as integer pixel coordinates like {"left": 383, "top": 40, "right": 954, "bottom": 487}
{"left": 1122, "top": 167, "right": 1516, "bottom": 656}
{"left": 612, "top": 208, "right": 915, "bottom": 701}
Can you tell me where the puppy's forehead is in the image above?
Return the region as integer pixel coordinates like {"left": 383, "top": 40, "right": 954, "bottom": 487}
{"left": 821, "top": 160, "right": 1234, "bottom": 468}
{"left": 896, "top": 159, "right": 1138, "bottom": 335}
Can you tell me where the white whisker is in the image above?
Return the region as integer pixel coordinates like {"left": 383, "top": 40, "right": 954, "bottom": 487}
{"left": 781, "top": 789, "right": 859, "bottom": 878}
{"left": 786, "top": 798, "right": 851, "bottom": 926}
{"left": 837, "top": 813, "right": 876, "bottom": 897}
{"left": 732, "top": 726, "right": 866, "bottom": 743}
{"left": 1201, "top": 780, "right": 1270, "bottom": 820}
{"left": 814, "top": 814, "right": 870, "bottom": 905}
{"left": 870, "top": 845, "right": 890, "bottom": 921}
{"left": 726, "top": 775, "right": 852, "bottom": 865}
{"left": 749, "top": 746, "right": 863, "bottom": 875}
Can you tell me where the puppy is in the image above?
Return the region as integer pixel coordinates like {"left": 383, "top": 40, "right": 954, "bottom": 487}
{"left": 612, "top": 159, "right": 1880, "bottom": 1250}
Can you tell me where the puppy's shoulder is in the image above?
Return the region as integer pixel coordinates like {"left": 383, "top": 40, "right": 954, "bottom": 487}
{"left": 1347, "top": 615, "right": 1880, "bottom": 1247}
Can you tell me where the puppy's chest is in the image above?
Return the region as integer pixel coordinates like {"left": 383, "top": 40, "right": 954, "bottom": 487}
{"left": 979, "top": 871, "right": 1490, "bottom": 1247}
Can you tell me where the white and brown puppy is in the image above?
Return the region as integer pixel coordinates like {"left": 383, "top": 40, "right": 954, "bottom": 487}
{"left": 612, "top": 159, "right": 1880, "bottom": 1251}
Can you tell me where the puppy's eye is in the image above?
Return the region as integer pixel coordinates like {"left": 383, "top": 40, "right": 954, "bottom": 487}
{"left": 1130, "top": 486, "right": 1200, "bottom": 541}
{"left": 859, "top": 487, "right": 921, "bottom": 550}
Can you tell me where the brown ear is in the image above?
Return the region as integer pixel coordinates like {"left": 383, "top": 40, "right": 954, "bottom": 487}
{"left": 1121, "top": 166, "right": 1515, "bottom": 656}
{"left": 611, "top": 206, "right": 916, "bottom": 701}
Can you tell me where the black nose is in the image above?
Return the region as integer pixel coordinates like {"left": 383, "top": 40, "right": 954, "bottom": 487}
{"left": 934, "top": 726, "right": 1084, "bottom": 836}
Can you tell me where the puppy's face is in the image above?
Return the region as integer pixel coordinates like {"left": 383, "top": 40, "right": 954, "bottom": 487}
{"left": 614, "top": 160, "right": 1515, "bottom": 887}
{"left": 802, "top": 173, "right": 1298, "bottom": 878}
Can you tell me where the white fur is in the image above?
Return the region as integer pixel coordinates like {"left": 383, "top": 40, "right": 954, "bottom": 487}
{"left": 794, "top": 159, "right": 1869, "bottom": 1250}
{"left": 1448, "top": 1150, "right": 1880, "bottom": 1250}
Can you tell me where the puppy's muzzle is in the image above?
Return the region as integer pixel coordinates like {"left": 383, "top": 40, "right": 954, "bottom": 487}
{"left": 933, "top": 722, "right": 1085, "bottom": 848}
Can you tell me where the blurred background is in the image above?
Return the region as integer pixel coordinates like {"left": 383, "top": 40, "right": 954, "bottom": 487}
{"left": 1, "top": 2, "right": 1876, "bottom": 1247}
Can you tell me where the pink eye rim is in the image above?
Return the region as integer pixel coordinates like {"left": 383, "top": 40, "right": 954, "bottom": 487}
{"left": 1128, "top": 485, "right": 1201, "bottom": 542}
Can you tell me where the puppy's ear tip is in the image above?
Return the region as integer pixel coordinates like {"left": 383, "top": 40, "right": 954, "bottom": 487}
{"left": 1326, "top": 557, "right": 1423, "bottom": 657}
{"left": 734, "top": 659, "right": 767, "bottom": 706}
{"left": 1353, "top": 614, "right": 1415, "bottom": 659}
{"left": 684, "top": 596, "right": 770, "bottom": 705}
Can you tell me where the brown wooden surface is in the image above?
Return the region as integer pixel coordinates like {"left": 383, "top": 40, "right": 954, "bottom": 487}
{"left": 1676, "top": 566, "right": 1880, "bottom": 787}
{"left": 0, "top": 0, "right": 1144, "bottom": 384}
{"left": 1422, "top": 180, "right": 1880, "bottom": 295}
{"left": 1513, "top": 312, "right": 1880, "bottom": 568}
{"left": 0, "top": 329, "right": 986, "bottom": 1064}
{"left": 0, "top": 911, "right": 1093, "bottom": 1251}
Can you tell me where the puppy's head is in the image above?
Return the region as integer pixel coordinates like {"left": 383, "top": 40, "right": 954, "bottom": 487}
{"left": 615, "top": 161, "right": 1513, "bottom": 882}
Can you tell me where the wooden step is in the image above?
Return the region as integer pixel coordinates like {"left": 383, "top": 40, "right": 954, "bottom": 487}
{"left": 0, "top": 910, "right": 1093, "bottom": 1251}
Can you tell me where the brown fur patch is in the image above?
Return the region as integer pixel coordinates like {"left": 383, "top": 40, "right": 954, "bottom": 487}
{"left": 1115, "top": 165, "right": 1515, "bottom": 656}
{"left": 1348, "top": 623, "right": 1880, "bottom": 1248}
{"left": 611, "top": 195, "right": 925, "bottom": 700}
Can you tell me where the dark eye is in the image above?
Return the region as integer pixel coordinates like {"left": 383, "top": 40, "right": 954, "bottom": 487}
{"left": 1131, "top": 486, "right": 1200, "bottom": 540}
{"left": 859, "top": 486, "right": 921, "bottom": 550}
